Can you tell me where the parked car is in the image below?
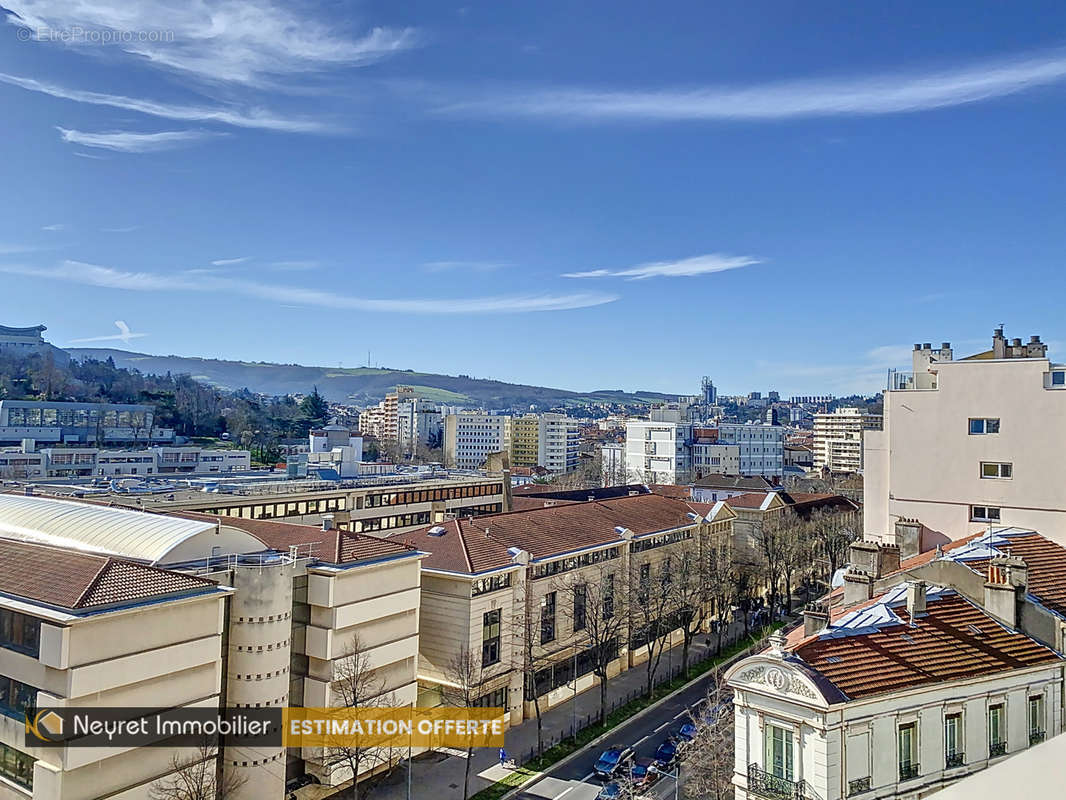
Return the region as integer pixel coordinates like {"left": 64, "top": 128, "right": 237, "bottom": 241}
{"left": 597, "top": 781, "right": 622, "bottom": 800}
{"left": 594, "top": 745, "right": 633, "bottom": 780}
{"left": 653, "top": 737, "right": 678, "bottom": 768}
{"left": 676, "top": 722, "right": 698, "bottom": 742}
{"left": 631, "top": 757, "right": 659, "bottom": 790}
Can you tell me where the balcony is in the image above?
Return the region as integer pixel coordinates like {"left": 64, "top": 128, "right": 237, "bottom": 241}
{"left": 989, "top": 741, "right": 1007, "bottom": 757}
{"left": 899, "top": 763, "right": 920, "bottom": 782}
{"left": 1030, "top": 731, "right": 1045, "bottom": 746}
{"left": 747, "top": 764, "right": 811, "bottom": 800}
{"left": 945, "top": 752, "right": 965, "bottom": 769}
{"left": 886, "top": 369, "right": 937, "bottom": 391}
{"left": 847, "top": 776, "right": 871, "bottom": 795}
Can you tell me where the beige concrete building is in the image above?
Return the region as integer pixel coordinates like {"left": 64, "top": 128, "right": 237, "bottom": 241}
{"left": 398, "top": 494, "right": 731, "bottom": 727}
{"left": 443, "top": 413, "right": 511, "bottom": 471}
{"left": 865, "top": 328, "right": 1066, "bottom": 547}
{"left": 813, "top": 408, "right": 882, "bottom": 475}
{"left": 0, "top": 493, "right": 425, "bottom": 799}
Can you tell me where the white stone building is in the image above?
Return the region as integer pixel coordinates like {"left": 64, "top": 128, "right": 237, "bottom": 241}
{"left": 624, "top": 420, "right": 692, "bottom": 484}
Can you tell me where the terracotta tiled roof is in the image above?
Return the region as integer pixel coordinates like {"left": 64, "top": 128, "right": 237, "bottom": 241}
{"left": 510, "top": 496, "right": 579, "bottom": 512}
{"left": 648, "top": 484, "right": 692, "bottom": 500}
{"left": 897, "top": 528, "right": 1066, "bottom": 620}
{"left": 725, "top": 493, "right": 771, "bottom": 509}
{"left": 0, "top": 537, "right": 217, "bottom": 611}
{"left": 172, "top": 512, "right": 416, "bottom": 566}
{"left": 794, "top": 590, "right": 1061, "bottom": 700}
{"left": 397, "top": 493, "right": 703, "bottom": 574}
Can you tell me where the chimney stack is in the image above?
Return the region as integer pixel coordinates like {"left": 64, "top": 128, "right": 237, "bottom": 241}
{"left": 983, "top": 556, "right": 1027, "bottom": 628}
{"left": 906, "top": 580, "right": 927, "bottom": 620}
{"left": 848, "top": 540, "right": 880, "bottom": 577}
{"left": 893, "top": 519, "right": 922, "bottom": 559}
{"left": 843, "top": 568, "right": 874, "bottom": 606}
{"left": 803, "top": 601, "right": 830, "bottom": 636}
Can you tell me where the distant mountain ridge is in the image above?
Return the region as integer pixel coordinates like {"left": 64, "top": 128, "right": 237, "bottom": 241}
{"left": 65, "top": 348, "right": 676, "bottom": 409}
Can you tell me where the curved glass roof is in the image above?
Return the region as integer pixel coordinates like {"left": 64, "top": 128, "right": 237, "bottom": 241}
{"left": 0, "top": 493, "right": 223, "bottom": 564}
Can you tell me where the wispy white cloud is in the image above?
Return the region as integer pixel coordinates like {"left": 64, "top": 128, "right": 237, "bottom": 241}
{"left": 3, "top": 1, "right": 417, "bottom": 88}
{"left": 442, "top": 48, "right": 1066, "bottom": 122}
{"left": 40, "top": 223, "right": 65, "bottom": 231}
{"left": 210, "top": 256, "right": 250, "bottom": 267}
{"left": 72, "top": 151, "right": 108, "bottom": 160}
{"left": 57, "top": 126, "right": 222, "bottom": 153}
{"left": 101, "top": 225, "right": 138, "bottom": 233}
{"left": 0, "top": 261, "right": 619, "bottom": 314}
{"left": 69, "top": 320, "right": 147, "bottom": 344}
{"left": 0, "top": 72, "right": 330, "bottom": 133}
{"left": 563, "top": 253, "right": 761, "bottom": 280}
{"left": 422, "top": 260, "right": 509, "bottom": 273}
{"left": 269, "top": 260, "right": 319, "bottom": 271}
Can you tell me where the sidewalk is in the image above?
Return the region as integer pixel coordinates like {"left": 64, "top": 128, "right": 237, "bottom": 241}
{"left": 368, "top": 621, "right": 753, "bottom": 800}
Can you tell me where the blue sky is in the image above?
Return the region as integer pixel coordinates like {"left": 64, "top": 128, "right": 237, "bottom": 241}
{"left": 2, "top": 1, "right": 1065, "bottom": 398}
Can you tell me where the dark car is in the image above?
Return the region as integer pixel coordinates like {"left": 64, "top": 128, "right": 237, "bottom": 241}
{"left": 677, "top": 722, "right": 698, "bottom": 742}
{"left": 631, "top": 757, "right": 659, "bottom": 790}
{"left": 596, "top": 781, "right": 622, "bottom": 800}
{"left": 594, "top": 745, "right": 632, "bottom": 780}
{"left": 653, "top": 737, "right": 678, "bottom": 767}
{"left": 284, "top": 774, "right": 316, "bottom": 793}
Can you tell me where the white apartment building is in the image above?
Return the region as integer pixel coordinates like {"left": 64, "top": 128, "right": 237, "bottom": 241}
{"left": 716, "top": 423, "right": 784, "bottom": 477}
{"left": 624, "top": 420, "right": 692, "bottom": 484}
{"left": 0, "top": 446, "right": 252, "bottom": 480}
{"left": 443, "top": 413, "right": 511, "bottom": 470}
{"left": 813, "top": 408, "right": 883, "bottom": 475}
{"left": 396, "top": 397, "right": 442, "bottom": 453}
{"left": 864, "top": 328, "right": 1066, "bottom": 545}
{"left": 726, "top": 580, "right": 1063, "bottom": 800}
{"left": 600, "top": 442, "right": 625, "bottom": 485}
{"left": 535, "top": 414, "right": 581, "bottom": 474}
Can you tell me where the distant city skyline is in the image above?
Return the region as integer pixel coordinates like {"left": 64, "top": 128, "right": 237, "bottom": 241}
{"left": 2, "top": 2, "right": 1065, "bottom": 395}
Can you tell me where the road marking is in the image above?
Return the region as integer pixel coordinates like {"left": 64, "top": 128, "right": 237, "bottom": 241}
{"left": 654, "top": 721, "right": 670, "bottom": 732}
{"left": 581, "top": 772, "right": 595, "bottom": 782}
{"left": 634, "top": 734, "right": 648, "bottom": 746}
{"left": 557, "top": 787, "right": 575, "bottom": 799}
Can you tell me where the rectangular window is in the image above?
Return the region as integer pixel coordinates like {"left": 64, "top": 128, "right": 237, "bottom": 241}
{"left": 602, "top": 574, "right": 615, "bottom": 620}
{"left": 0, "top": 676, "right": 38, "bottom": 720}
{"left": 970, "top": 506, "right": 1001, "bottom": 523}
{"left": 0, "top": 609, "right": 41, "bottom": 657}
{"left": 989, "top": 704, "right": 1006, "bottom": 755}
{"left": 0, "top": 743, "right": 34, "bottom": 789}
{"left": 573, "top": 583, "right": 587, "bottom": 632}
{"left": 898, "top": 722, "right": 918, "bottom": 780}
{"left": 638, "top": 563, "right": 651, "bottom": 603}
{"left": 765, "top": 724, "right": 794, "bottom": 781}
{"left": 945, "top": 713, "right": 964, "bottom": 767}
{"left": 1028, "top": 696, "right": 1045, "bottom": 745}
{"left": 481, "top": 610, "right": 501, "bottom": 667}
{"left": 981, "top": 462, "right": 1012, "bottom": 479}
{"left": 1052, "top": 371, "right": 1066, "bottom": 386}
{"left": 540, "top": 592, "right": 556, "bottom": 644}
{"left": 969, "top": 418, "right": 1000, "bottom": 435}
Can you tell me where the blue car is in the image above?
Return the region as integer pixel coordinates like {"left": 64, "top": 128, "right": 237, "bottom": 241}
{"left": 653, "top": 738, "right": 678, "bottom": 767}
{"left": 594, "top": 745, "right": 632, "bottom": 780}
{"left": 677, "top": 722, "right": 698, "bottom": 742}
{"left": 597, "top": 781, "right": 622, "bottom": 800}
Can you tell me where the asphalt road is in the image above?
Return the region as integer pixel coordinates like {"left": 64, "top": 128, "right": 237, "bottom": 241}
{"left": 515, "top": 670, "right": 716, "bottom": 800}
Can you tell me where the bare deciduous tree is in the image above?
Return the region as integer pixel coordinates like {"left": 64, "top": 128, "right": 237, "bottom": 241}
{"left": 558, "top": 565, "right": 626, "bottom": 724}
{"left": 629, "top": 553, "right": 678, "bottom": 697}
{"left": 149, "top": 740, "right": 246, "bottom": 800}
{"left": 807, "top": 508, "right": 862, "bottom": 584}
{"left": 669, "top": 536, "right": 711, "bottom": 673}
{"left": 321, "top": 635, "right": 397, "bottom": 800}
{"left": 513, "top": 579, "right": 560, "bottom": 756}
{"left": 683, "top": 679, "right": 735, "bottom": 800}
{"left": 443, "top": 644, "right": 489, "bottom": 800}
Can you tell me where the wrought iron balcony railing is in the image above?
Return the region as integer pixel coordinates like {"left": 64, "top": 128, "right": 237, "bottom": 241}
{"left": 847, "top": 776, "right": 871, "bottom": 795}
{"left": 989, "top": 741, "right": 1007, "bottom": 757}
{"left": 747, "top": 764, "right": 811, "bottom": 800}
{"left": 945, "top": 752, "right": 965, "bottom": 769}
{"left": 899, "top": 763, "right": 920, "bottom": 781}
